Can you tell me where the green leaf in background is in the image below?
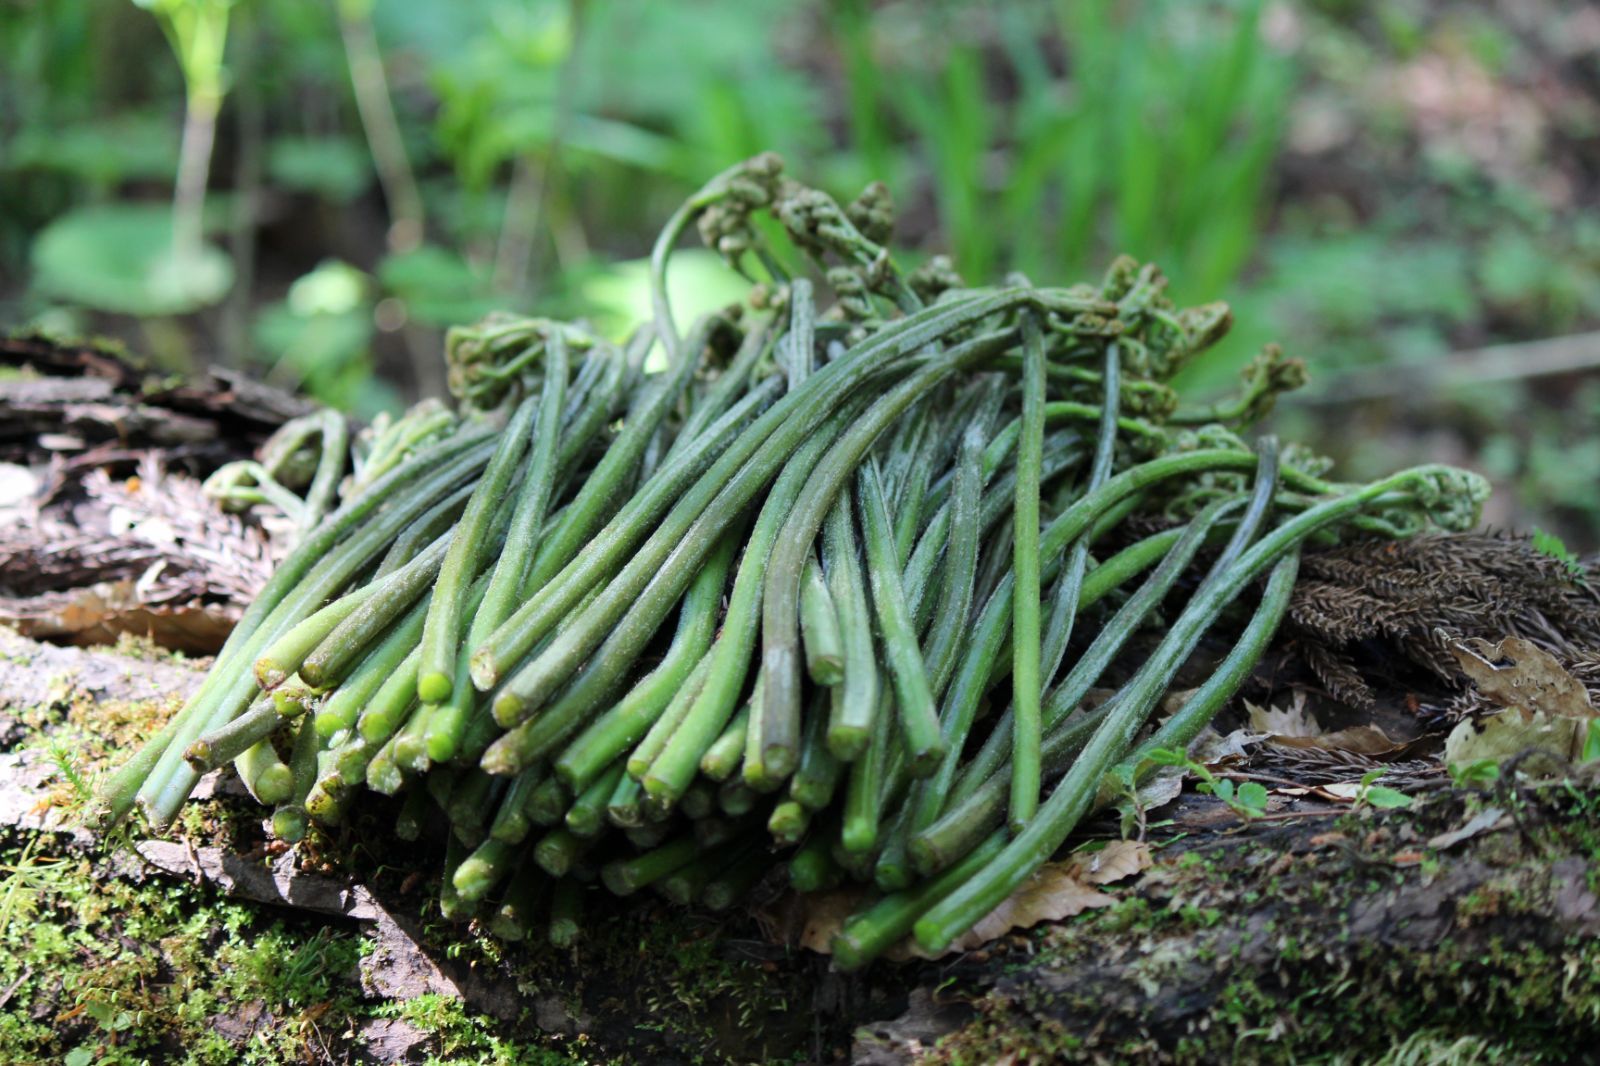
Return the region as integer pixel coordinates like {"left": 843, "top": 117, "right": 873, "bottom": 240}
{"left": 253, "top": 260, "right": 397, "bottom": 418}
{"left": 6, "top": 112, "right": 178, "bottom": 186}
{"left": 378, "top": 245, "right": 500, "bottom": 329}
{"left": 1234, "top": 780, "right": 1270, "bottom": 814}
{"left": 266, "top": 136, "right": 373, "bottom": 202}
{"left": 578, "top": 250, "right": 750, "bottom": 354}
{"left": 30, "top": 203, "right": 232, "bottom": 315}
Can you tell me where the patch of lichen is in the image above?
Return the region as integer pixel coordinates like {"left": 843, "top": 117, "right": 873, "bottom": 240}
{"left": 927, "top": 782, "right": 1600, "bottom": 1064}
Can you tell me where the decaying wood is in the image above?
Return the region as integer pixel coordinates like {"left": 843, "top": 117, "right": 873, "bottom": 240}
{"left": 861, "top": 773, "right": 1600, "bottom": 1064}
{"left": 0, "top": 457, "right": 273, "bottom": 653}
{"left": 0, "top": 333, "right": 312, "bottom": 472}
{"left": 0, "top": 624, "right": 204, "bottom": 709}
{"left": 0, "top": 334, "right": 295, "bottom": 653}
{"left": 4, "top": 338, "right": 1600, "bottom": 1061}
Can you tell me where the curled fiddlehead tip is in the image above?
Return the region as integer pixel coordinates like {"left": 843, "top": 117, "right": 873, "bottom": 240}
{"left": 1098, "top": 254, "right": 1142, "bottom": 300}
{"left": 1120, "top": 380, "right": 1180, "bottom": 421}
{"left": 443, "top": 315, "right": 599, "bottom": 411}
{"left": 1357, "top": 465, "right": 1492, "bottom": 538}
{"left": 1410, "top": 465, "right": 1492, "bottom": 532}
{"left": 1176, "top": 301, "right": 1234, "bottom": 354}
{"left": 768, "top": 177, "right": 919, "bottom": 314}
{"left": 907, "top": 255, "right": 965, "bottom": 303}
{"left": 1153, "top": 424, "right": 1254, "bottom": 517}
{"left": 1171, "top": 424, "right": 1251, "bottom": 454}
{"left": 845, "top": 180, "right": 896, "bottom": 245}
{"left": 1234, "top": 343, "right": 1310, "bottom": 425}
{"left": 825, "top": 265, "right": 875, "bottom": 320}
{"left": 1281, "top": 440, "right": 1334, "bottom": 482}
{"left": 693, "top": 154, "right": 787, "bottom": 268}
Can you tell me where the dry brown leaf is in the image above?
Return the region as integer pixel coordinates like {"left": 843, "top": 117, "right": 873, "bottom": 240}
{"left": 797, "top": 843, "right": 1146, "bottom": 961}
{"left": 1246, "top": 691, "right": 1320, "bottom": 737}
{"left": 796, "top": 888, "right": 868, "bottom": 954}
{"left": 1133, "top": 768, "right": 1184, "bottom": 811}
{"left": 1266, "top": 724, "right": 1410, "bottom": 757}
{"left": 1067, "top": 839, "right": 1151, "bottom": 885}
{"left": 1449, "top": 635, "right": 1594, "bottom": 721}
{"left": 1427, "top": 807, "right": 1511, "bottom": 851}
{"left": 1190, "top": 726, "right": 1257, "bottom": 767}
{"left": 936, "top": 862, "right": 1115, "bottom": 954}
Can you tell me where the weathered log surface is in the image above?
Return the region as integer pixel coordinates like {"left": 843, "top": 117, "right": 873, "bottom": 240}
{"left": 0, "top": 333, "right": 312, "bottom": 469}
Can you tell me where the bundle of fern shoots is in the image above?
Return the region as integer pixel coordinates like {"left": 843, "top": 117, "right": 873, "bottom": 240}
{"left": 96, "top": 155, "right": 1488, "bottom": 965}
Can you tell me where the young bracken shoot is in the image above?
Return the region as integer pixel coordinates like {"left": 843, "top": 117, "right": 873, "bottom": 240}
{"left": 96, "top": 153, "right": 1489, "bottom": 963}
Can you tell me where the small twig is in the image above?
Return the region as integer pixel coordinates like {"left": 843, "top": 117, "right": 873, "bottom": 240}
{"left": 1244, "top": 808, "right": 1342, "bottom": 821}
{"left": 1214, "top": 769, "right": 1332, "bottom": 790}
{"left": 0, "top": 966, "right": 31, "bottom": 1010}
{"left": 1304, "top": 329, "right": 1600, "bottom": 405}
{"left": 338, "top": 0, "right": 424, "bottom": 252}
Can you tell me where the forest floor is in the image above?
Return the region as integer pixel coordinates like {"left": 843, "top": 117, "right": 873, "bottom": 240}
{"left": 3, "top": 628, "right": 1598, "bottom": 1066}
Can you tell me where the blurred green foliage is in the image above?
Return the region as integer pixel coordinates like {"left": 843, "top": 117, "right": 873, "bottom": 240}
{"left": 1, "top": 0, "right": 1293, "bottom": 406}
{"left": 2, "top": 0, "right": 1598, "bottom": 539}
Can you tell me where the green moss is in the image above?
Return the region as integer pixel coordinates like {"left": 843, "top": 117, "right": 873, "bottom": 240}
{"left": 106, "top": 633, "right": 194, "bottom": 665}
{"left": 0, "top": 826, "right": 613, "bottom": 1065}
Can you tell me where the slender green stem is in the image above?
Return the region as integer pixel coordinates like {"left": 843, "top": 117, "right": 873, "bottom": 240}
{"left": 920, "top": 421, "right": 985, "bottom": 702}
{"left": 859, "top": 462, "right": 944, "bottom": 774}
{"left": 821, "top": 499, "right": 878, "bottom": 764}
{"left": 761, "top": 329, "right": 1016, "bottom": 779}
{"left": 565, "top": 759, "right": 626, "bottom": 838}
{"left": 1009, "top": 312, "right": 1048, "bottom": 829}
{"left": 475, "top": 331, "right": 569, "bottom": 633}
{"left": 698, "top": 704, "right": 750, "bottom": 783}
{"left": 799, "top": 553, "right": 845, "bottom": 684}
{"left": 419, "top": 396, "right": 540, "bottom": 702}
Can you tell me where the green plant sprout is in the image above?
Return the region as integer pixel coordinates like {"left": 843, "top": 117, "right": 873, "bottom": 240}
{"left": 1353, "top": 769, "right": 1413, "bottom": 811}
{"left": 1449, "top": 758, "right": 1502, "bottom": 788}
{"left": 1144, "top": 747, "right": 1269, "bottom": 820}
{"left": 134, "top": 0, "right": 233, "bottom": 266}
